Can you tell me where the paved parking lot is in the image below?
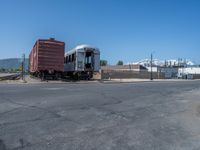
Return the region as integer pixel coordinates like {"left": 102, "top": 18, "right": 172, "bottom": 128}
{"left": 1, "top": 81, "right": 200, "bottom": 150}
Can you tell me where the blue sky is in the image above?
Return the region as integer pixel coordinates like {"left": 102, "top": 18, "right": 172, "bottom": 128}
{"left": 0, "top": 0, "right": 200, "bottom": 64}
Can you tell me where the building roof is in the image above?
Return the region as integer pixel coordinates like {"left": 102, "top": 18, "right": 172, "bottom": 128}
{"left": 65, "top": 44, "right": 100, "bottom": 56}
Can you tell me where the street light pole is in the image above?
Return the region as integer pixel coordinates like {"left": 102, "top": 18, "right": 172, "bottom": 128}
{"left": 150, "top": 53, "right": 153, "bottom": 80}
{"left": 21, "top": 58, "right": 24, "bottom": 80}
{"left": 21, "top": 54, "right": 25, "bottom": 82}
{"left": 23, "top": 54, "right": 25, "bottom": 81}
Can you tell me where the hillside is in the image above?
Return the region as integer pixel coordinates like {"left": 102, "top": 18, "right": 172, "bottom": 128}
{"left": 0, "top": 58, "right": 29, "bottom": 70}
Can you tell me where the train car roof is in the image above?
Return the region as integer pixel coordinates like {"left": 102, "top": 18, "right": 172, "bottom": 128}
{"left": 65, "top": 44, "right": 100, "bottom": 56}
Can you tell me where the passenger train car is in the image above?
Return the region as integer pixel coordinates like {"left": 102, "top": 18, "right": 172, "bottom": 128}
{"left": 64, "top": 45, "right": 100, "bottom": 79}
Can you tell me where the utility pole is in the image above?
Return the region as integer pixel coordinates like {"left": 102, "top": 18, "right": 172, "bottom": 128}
{"left": 23, "top": 54, "right": 26, "bottom": 81}
{"left": 21, "top": 56, "right": 23, "bottom": 80}
{"left": 150, "top": 53, "right": 153, "bottom": 80}
{"left": 21, "top": 54, "right": 25, "bottom": 82}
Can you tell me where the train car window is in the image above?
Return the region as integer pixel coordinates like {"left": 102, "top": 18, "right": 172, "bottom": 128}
{"left": 72, "top": 54, "right": 74, "bottom": 62}
{"left": 66, "top": 56, "right": 68, "bottom": 63}
{"left": 69, "top": 55, "right": 71, "bottom": 62}
{"left": 72, "top": 53, "right": 76, "bottom": 62}
{"left": 85, "top": 52, "right": 92, "bottom": 63}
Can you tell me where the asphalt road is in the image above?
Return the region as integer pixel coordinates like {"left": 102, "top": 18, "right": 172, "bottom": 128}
{"left": 0, "top": 81, "right": 200, "bottom": 150}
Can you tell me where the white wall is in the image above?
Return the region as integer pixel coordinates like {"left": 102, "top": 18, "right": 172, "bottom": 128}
{"left": 146, "top": 67, "right": 158, "bottom": 72}
{"left": 178, "top": 67, "right": 200, "bottom": 74}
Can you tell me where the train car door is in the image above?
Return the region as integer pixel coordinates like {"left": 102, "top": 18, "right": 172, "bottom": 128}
{"left": 85, "top": 51, "right": 94, "bottom": 71}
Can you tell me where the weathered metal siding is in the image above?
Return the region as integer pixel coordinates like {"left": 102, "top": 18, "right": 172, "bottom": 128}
{"left": 29, "top": 39, "right": 65, "bottom": 73}
{"left": 94, "top": 53, "right": 100, "bottom": 72}
{"left": 76, "top": 51, "right": 85, "bottom": 71}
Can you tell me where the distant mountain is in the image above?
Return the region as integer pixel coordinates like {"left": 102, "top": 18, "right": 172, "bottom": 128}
{"left": 129, "top": 59, "right": 195, "bottom": 67}
{"left": 0, "top": 58, "right": 29, "bottom": 70}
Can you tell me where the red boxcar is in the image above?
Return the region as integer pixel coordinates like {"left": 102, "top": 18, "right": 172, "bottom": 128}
{"left": 29, "top": 38, "right": 65, "bottom": 79}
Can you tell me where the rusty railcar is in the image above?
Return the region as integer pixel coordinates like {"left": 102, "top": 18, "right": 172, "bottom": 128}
{"left": 29, "top": 38, "right": 65, "bottom": 79}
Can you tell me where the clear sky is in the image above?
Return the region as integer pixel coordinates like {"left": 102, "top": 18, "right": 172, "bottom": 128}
{"left": 0, "top": 0, "right": 200, "bottom": 64}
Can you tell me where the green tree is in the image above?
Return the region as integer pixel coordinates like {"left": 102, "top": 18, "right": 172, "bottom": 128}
{"left": 100, "top": 60, "right": 108, "bottom": 66}
{"left": 117, "top": 60, "right": 123, "bottom": 65}
{"left": 0, "top": 68, "right": 6, "bottom": 72}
